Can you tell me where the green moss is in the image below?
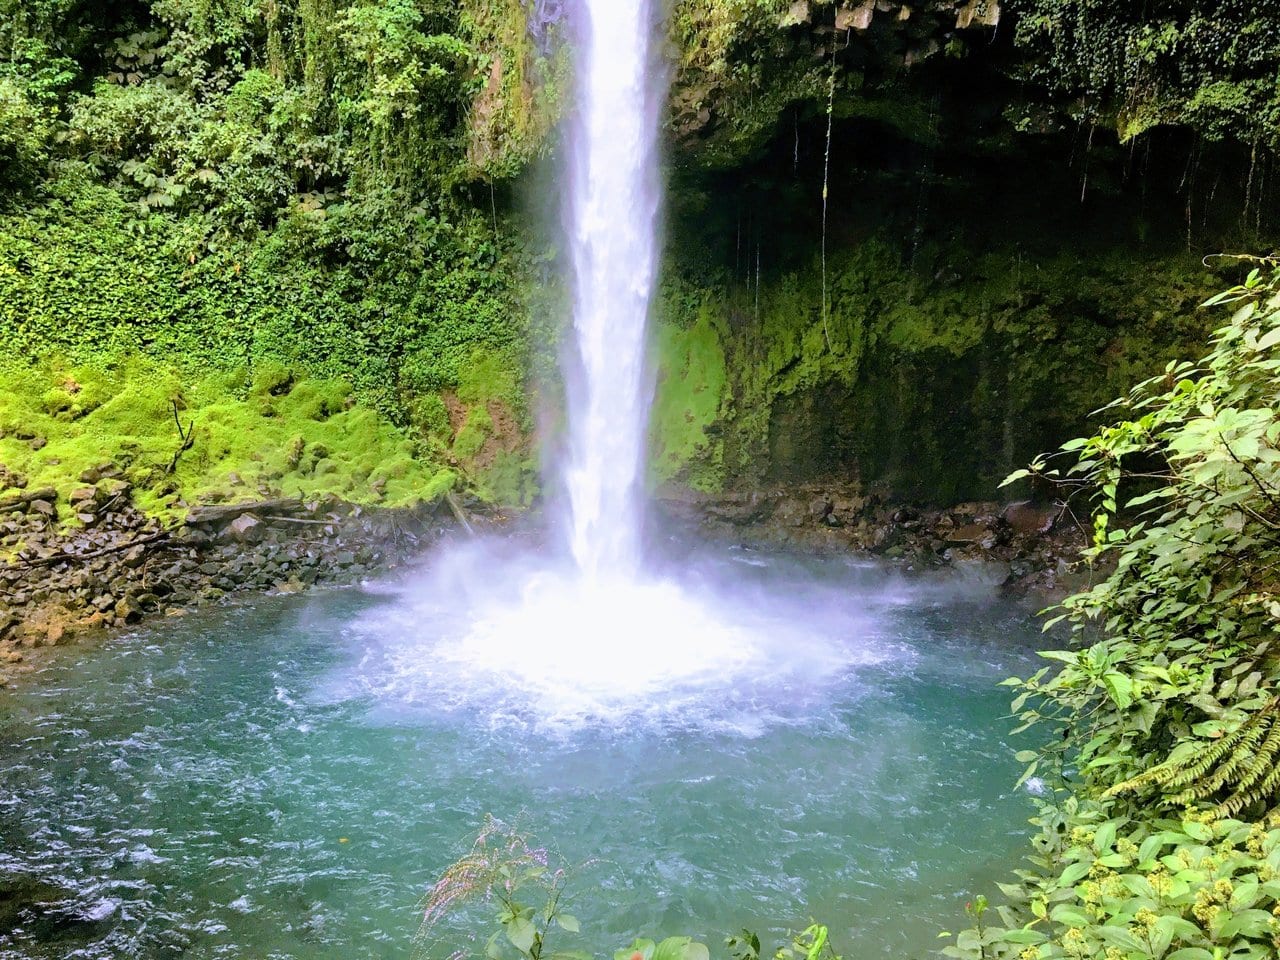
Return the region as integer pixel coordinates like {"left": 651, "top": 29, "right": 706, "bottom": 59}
{"left": 480, "top": 448, "right": 539, "bottom": 508}
{"left": 249, "top": 360, "right": 294, "bottom": 397}
{"left": 650, "top": 239, "right": 1223, "bottom": 501}
{"left": 650, "top": 295, "right": 730, "bottom": 491}
{"left": 0, "top": 358, "right": 452, "bottom": 519}
{"left": 456, "top": 347, "right": 521, "bottom": 409}
{"left": 409, "top": 392, "right": 452, "bottom": 442}
{"left": 452, "top": 405, "right": 493, "bottom": 461}
{"left": 458, "top": 0, "right": 569, "bottom": 180}
{"left": 420, "top": 468, "right": 459, "bottom": 501}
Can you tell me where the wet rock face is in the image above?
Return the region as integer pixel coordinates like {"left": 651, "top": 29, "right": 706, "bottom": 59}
{"left": 656, "top": 480, "right": 1085, "bottom": 599}
{"left": 0, "top": 475, "right": 458, "bottom": 679}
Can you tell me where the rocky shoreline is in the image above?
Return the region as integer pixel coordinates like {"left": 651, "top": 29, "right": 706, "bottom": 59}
{"left": 657, "top": 480, "right": 1090, "bottom": 600}
{"left": 0, "top": 472, "right": 465, "bottom": 680}
{"left": 1, "top": 470, "right": 1088, "bottom": 681}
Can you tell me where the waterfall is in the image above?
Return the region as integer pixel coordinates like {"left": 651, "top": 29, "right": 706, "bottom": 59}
{"left": 562, "top": 0, "right": 664, "bottom": 580}
{"left": 372, "top": 0, "right": 770, "bottom": 722}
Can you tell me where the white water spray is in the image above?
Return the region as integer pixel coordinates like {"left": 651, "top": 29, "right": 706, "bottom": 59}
{"left": 562, "top": 0, "right": 664, "bottom": 579}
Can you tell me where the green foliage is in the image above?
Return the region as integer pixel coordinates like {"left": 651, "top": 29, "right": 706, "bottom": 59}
{"left": 949, "top": 263, "right": 1280, "bottom": 958}
{"left": 619, "top": 937, "right": 710, "bottom": 960}
{"left": 418, "top": 820, "right": 850, "bottom": 960}
{"left": 667, "top": 0, "right": 821, "bottom": 166}
{"left": 666, "top": 1, "right": 984, "bottom": 168}
{"left": 0, "top": 173, "right": 522, "bottom": 385}
{"left": 0, "top": 0, "right": 542, "bottom": 510}
{"left": 0, "top": 172, "right": 532, "bottom": 505}
{"left": 666, "top": 0, "right": 1280, "bottom": 174}
{"left": 651, "top": 293, "right": 730, "bottom": 490}
{"left": 416, "top": 816, "right": 603, "bottom": 960}
{"left": 336, "top": 0, "right": 470, "bottom": 130}
{"left": 1008, "top": 0, "right": 1280, "bottom": 145}
{"left": 0, "top": 34, "right": 75, "bottom": 188}
{"left": 0, "top": 0, "right": 511, "bottom": 227}
{"left": 725, "top": 924, "right": 843, "bottom": 960}
{"left": 457, "top": 0, "right": 568, "bottom": 180}
{"left": 1011, "top": 263, "right": 1280, "bottom": 810}
{"left": 944, "top": 800, "right": 1280, "bottom": 960}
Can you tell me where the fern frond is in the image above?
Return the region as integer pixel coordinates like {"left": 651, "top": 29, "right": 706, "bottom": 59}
{"left": 1110, "top": 698, "right": 1280, "bottom": 810}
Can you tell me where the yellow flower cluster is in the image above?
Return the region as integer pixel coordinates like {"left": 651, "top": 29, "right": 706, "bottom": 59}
{"left": 1191, "top": 878, "right": 1233, "bottom": 926}
{"left": 1146, "top": 869, "right": 1173, "bottom": 897}
{"left": 1247, "top": 822, "right": 1268, "bottom": 858}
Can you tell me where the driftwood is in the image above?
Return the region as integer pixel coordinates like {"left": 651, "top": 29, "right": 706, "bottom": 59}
{"left": 444, "top": 490, "right": 475, "bottom": 536}
{"left": 185, "top": 498, "right": 308, "bottom": 525}
{"left": 167, "top": 400, "right": 196, "bottom": 475}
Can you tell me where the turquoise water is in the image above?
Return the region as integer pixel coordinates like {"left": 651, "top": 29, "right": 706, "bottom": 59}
{"left": 0, "top": 542, "right": 1044, "bottom": 960}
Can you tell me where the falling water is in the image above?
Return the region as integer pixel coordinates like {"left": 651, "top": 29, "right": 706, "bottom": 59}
{"left": 562, "top": 0, "right": 664, "bottom": 580}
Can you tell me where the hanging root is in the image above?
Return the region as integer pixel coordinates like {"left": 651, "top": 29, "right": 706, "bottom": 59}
{"left": 820, "top": 22, "right": 838, "bottom": 353}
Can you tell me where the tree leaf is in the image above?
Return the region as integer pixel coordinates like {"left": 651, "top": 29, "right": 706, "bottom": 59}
{"left": 506, "top": 917, "right": 536, "bottom": 953}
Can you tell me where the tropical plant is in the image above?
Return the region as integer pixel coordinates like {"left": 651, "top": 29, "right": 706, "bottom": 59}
{"left": 416, "top": 815, "right": 584, "bottom": 960}
{"left": 416, "top": 818, "right": 849, "bottom": 960}
{"left": 416, "top": 816, "right": 723, "bottom": 960}
{"left": 945, "top": 260, "right": 1280, "bottom": 959}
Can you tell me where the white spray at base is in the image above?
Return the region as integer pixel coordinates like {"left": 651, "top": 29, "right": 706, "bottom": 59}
{"left": 342, "top": 1, "right": 897, "bottom": 732}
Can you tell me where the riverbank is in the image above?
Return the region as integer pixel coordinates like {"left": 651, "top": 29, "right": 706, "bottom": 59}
{"left": 0, "top": 481, "right": 479, "bottom": 681}
{"left": 657, "top": 480, "right": 1090, "bottom": 602}
{"left": 1, "top": 473, "right": 1085, "bottom": 683}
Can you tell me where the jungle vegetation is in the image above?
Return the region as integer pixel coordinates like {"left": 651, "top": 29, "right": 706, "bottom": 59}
{"left": 3, "top": 0, "right": 1279, "bottom": 508}
{"left": 3, "top": 3, "right": 1280, "bottom": 958}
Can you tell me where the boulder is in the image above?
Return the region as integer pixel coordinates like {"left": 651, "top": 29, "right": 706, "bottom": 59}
{"left": 227, "top": 513, "right": 264, "bottom": 544}
{"left": 947, "top": 522, "right": 990, "bottom": 544}
{"left": 114, "top": 596, "right": 144, "bottom": 623}
{"left": 1002, "top": 500, "right": 1060, "bottom": 535}
{"left": 808, "top": 496, "right": 833, "bottom": 522}
{"left": 836, "top": 1, "right": 875, "bottom": 30}
{"left": 780, "top": 0, "right": 811, "bottom": 26}
{"left": 78, "top": 462, "right": 121, "bottom": 484}
{"left": 68, "top": 486, "right": 100, "bottom": 507}
{"left": 97, "top": 478, "right": 132, "bottom": 500}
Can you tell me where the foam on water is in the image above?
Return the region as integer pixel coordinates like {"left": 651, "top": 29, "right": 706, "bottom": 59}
{"left": 339, "top": 540, "right": 897, "bottom": 735}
